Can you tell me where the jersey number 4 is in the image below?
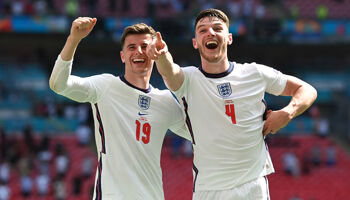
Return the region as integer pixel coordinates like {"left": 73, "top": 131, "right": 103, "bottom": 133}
{"left": 225, "top": 103, "right": 237, "bottom": 124}
{"left": 135, "top": 120, "right": 151, "bottom": 144}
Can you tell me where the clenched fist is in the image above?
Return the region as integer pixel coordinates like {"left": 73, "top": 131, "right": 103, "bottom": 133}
{"left": 70, "top": 17, "right": 97, "bottom": 42}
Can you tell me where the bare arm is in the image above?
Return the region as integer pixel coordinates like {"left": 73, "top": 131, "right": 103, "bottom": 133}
{"left": 263, "top": 75, "right": 317, "bottom": 136}
{"left": 60, "top": 17, "right": 97, "bottom": 61}
{"left": 146, "top": 32, "right": 184, "bottom": 91}
{"left": 280, "top": 75, "right": 317, "bottom": 118}
{"left": 49, "top": 17, "right": 96, "bottom": 91}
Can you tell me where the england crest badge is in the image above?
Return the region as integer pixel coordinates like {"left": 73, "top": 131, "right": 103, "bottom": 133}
{"left": 217, "top": 82, "right": 232, "bottom": 98}
{"left": 138, "top": 95, "right": 151, "bottom": 110}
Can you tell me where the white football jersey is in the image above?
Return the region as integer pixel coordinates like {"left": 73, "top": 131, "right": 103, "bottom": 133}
{"left": 174, "top": 62, "right": 287, "bottom": 192}
{"left": 51, "top": 56, "right": 190, "bottom": 200}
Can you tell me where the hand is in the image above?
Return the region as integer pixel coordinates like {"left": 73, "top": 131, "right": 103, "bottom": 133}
{"left": 146, "top": 32, "right": 168, "bottom": 60}
{"left": 69, "top": 17, "right": 97, "bottom": 42}
{"left": 263, "top": 109, "right": 292, "bottom": 136}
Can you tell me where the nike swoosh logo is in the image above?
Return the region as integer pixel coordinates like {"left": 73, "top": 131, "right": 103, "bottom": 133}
{"left": 138, "top": 112, "right": 148, "bottom": 116}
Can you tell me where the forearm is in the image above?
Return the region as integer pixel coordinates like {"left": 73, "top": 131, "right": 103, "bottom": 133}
{"left": 156, "top": 52, "right": 184, "bottom": 91}
{"left": 60, "top": 36, "right": 81, "bottom": 61}
{"left": 282, "top": 82, "right": 317, "bottom": 119}
{"left": 49, "top": 34, "right": 82, "bottom": 91}
{"left": 263, "top": 76, "right": 317, "bottom": 136}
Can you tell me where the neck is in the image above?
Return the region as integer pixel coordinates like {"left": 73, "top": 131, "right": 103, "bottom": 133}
{"left": 124, "top": 73, "right": 150, "bottom": 90}
{"left": 201, "top": 57, "right": 230, "bottom": 74}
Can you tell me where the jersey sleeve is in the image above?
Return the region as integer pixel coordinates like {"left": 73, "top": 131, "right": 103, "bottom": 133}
{"left": 173, "top": 66, "right": 194, "bottom": 99}
{"left": 256, "top": 63, "right": 287, "bottom": 96}
{"left": 167, "top": 92, "right": 191, "bottom": 141}
{"left": 50, "top": 55, "right": 113, "bottom": 103}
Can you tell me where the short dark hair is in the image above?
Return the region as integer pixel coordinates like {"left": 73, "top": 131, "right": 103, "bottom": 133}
{"left": 194, "top": 9, "right": 229, "bottom": 30}
{"left": 121, "top": 23, "right": 156, "bottom": 49}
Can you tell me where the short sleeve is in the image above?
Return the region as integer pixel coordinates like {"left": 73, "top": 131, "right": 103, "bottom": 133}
{"left": 173, "top": 67, "right": 194, "bottom": 99}
{"left": 256, "top": 64, "right": 287, "bottom": 96}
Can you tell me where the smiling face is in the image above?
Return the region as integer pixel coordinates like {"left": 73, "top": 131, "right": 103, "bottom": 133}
{"left": 193, "top": 16, "right": 232, "bottom": 64}
{"left": 120, "top": 33, "right": 154, "bottom": 77}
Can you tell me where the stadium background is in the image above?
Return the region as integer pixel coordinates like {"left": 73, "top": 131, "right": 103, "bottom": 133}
{"left": 0, "top": 0, "right": 350, "bottom": 199}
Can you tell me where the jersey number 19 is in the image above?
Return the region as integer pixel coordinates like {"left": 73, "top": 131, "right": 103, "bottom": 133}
{"left": 135, "top": 120, "right": 151, "bottom": 144}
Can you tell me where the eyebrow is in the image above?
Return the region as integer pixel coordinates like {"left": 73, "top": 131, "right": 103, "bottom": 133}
{"left": 196, "top": 22, "right": 225, "bottom": 30}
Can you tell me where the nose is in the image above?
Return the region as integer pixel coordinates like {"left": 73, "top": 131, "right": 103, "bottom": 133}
{"left": 208, "top": 28, "right": 215, "bottom": 36}
{"left": 136, "top": 46, "right": 143, "bottom": 54}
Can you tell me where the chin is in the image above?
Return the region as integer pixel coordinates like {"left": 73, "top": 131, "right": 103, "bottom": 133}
{"left": 202, "top": 54, "right": 222, "bottom": 63}
{"left": 134, "top": 69, "right": 151, "bottom": 75}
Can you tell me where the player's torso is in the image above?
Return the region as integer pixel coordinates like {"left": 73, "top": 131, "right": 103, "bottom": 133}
{"left": 186, "top": 64, "right": 267, "bottom": 147}
{"left": 92, "top": 77, "right": 174, "bottom": 199}
{"left": 95, "top": 79, "right": 172, "bottom": 154}
{"left": 183, "top": 64, "right": 271, "bottom": 190}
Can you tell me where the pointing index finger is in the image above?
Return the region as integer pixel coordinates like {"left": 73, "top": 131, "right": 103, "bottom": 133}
{"left": 156, "top": 32, "right": 162, "bottom": 42}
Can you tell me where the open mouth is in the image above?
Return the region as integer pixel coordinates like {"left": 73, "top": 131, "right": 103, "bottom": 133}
{"left": 132, "top": 58, "right": 145, "bottom": 63}
{"left": 205, "top": 41, "right": 218, "bottom": 49}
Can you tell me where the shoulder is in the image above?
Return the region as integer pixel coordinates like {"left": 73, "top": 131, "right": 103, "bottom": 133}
{"left": 237, "top": 62, "right": 286, "bottom": 87}
{"left": 87, "top": 73, "right": 120, "bottom": 94}
{"left": 234, "top": 62, "right": 272, "bottom": 76}
{"left": 151, "top": 87, "right": 178, "bottom": 101}
{"left": 151, "top": 87, "right": 172, "bottom": 97}
{"left": 181, "top": 66, "right": 202, "bottom": 81}
{"left": 236, "top": 62, "right": 260, "bottom": 71}
{"left": 99, "top": 73, "right": 118, "bottom": 80}
{"left": 182, "top": 66, "right": 200, "bottom": 73}
{"left": 89, "top": 73, "right": 118, "bottom": 83}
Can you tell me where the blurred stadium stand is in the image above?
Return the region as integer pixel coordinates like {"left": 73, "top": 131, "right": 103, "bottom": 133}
{"left": 0, "top": 0, "right": 350, "bottom": 199}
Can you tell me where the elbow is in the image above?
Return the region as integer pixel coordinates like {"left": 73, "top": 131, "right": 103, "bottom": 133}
{"left": 49, "top": 76, "right": 56, "bottom": 92}
{"left": 304, "top": 83, "right": 317, "bottom": 104}
{"left": 49, "top": 75, "right": 63, "bottom": 93}
{"left": 311, "top": 85, "right": 318, "bottom": 103}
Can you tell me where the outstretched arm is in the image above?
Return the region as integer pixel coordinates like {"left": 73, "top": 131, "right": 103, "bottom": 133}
{"left": 49, "top": 17, "right": 96, "bottom": 92}
{"left": 49, "top": 17, "right": 97, "bottom": 102}
{"left": 146, "top": 32, "right": 184, "bottom": 91}
{"left": 263, "top": 75, "right": 317, "bottom": 136}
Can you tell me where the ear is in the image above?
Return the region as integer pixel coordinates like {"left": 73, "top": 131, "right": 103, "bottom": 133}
{"left": 192, "top": 38, "right": 198, "bottom": 49}
{"left": 227, "top": 33, "right": 233, "bottom": 45}
{"left": 120, "top": 51, "right": 125, "bottom": 63}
